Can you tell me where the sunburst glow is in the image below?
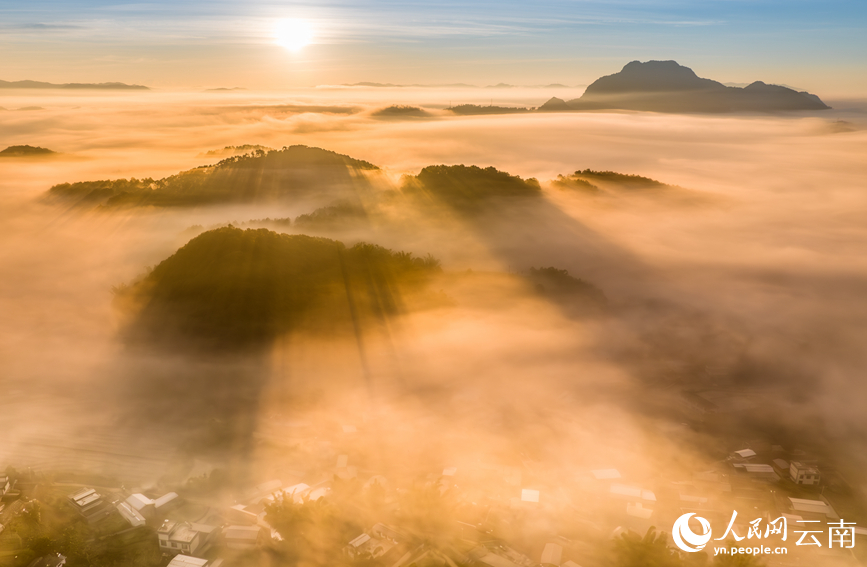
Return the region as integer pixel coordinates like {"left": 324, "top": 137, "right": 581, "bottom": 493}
{"left": 274, "top": 18, "right": 314, "bottom": 52}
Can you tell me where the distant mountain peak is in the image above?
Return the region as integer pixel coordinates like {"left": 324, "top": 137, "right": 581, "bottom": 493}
{"left": 585, "top": 60, "right": 722, "bottom": 95}
{"left": 538, "top": 97, "right": 572, "bottom": 111}
{"left": 562, "top": 60, "right": 829, "bottom": 113}
{"left": 0, "top": 145, "right": 56, "bottom": 157}
{"left": 0, "top": 79, "right": 148, "bottom": 90}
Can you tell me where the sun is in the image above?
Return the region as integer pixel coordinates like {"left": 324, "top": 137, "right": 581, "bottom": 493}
{"left": 274, "top": 18, "right": 315, "bottom": 52}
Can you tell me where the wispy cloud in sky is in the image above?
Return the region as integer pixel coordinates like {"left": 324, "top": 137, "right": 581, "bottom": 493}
{"left": 0, "top": 0, "right": 864, "bottom": 91}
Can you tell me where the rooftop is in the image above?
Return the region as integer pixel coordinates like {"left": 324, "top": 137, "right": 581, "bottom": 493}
{"left": 154, "top": 492, "right": 178, "bottom": 508}
{"left": 170, "top": 525, "right": 198, "bottom": 543}
{"left": 520, "top": 489, "right": 540, "bottom": 503}
{"left": 791, "top": 461, "right": 820, "bottom": 474}
{"left": 348, "top": 533, "right": 371, "bottom": 548}
{"left": 743, "top": 464, "right": 776, "bottom": 474}
{"left": 610, "top": 484, "right": 656, "bottom": 501}
{"left": 225, "top": 525, "right": 261, "bottom": 541}
{"left": 789, "top": 497, "right": 837, "bottom": 518}
{"left": 167, "top": 555, "right": 209, "bottom": 567}
{"left": 541, "top": 543, "right": 563, "bottom": 565}
{"left": 126, "top": 493, "right": 154, "bottom": 510}
{"left": 68, "top": 488, "right": 101, "bottom": 508}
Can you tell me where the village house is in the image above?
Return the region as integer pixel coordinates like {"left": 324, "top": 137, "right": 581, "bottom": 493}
{"left": 224, "top": 525, "right": 270, "bottom": 550}
{"left": 344, "top": 523, "right": 406, "bottom": 560}
{"left": 154, "top": 492, "right": 180, "bottom": 511}
{"left": 66, "top": 488, "right": 113, "bottom": 524}
{"left": 227, "top": 504, "right": 259, "bottom": 525}
{"left": 789, "top": 462, "right": 821, "bottom": 485}
{"left": 115, "top": 501, "right": 146, "bottom": 527}
{"left": 787, "top": 497, "right": 839, "bottom": 520}
{"left": 166, "top": 554, "right": 216, "bottom": 567}
{"left": 125, "top": 493, "right": 156, "bottom": 518}
{"left": 157, "top": 520, "right": 219, "bottom": 557}
{"left": 0, "top": 475, "right": 12, "bottom": 498}
{"left": 540, "top": 543, "right": 563, "bottom": 566}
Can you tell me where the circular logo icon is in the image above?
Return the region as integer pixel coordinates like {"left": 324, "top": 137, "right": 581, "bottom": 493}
{"left": 672, "top": 513, "right": 712, "bottom": 552}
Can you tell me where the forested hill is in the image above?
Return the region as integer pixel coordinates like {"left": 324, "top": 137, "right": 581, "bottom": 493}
{"left": 115, "top": 227, "right": 441, "bottom": 350}
{"left": 46, "top": 145, "right": 380, "bottom": 208}
{"left": 402, "top": 164, "right": 541, "bottom": 211}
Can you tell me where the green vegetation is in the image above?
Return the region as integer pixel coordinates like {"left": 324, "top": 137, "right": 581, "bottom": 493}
{"left": 613, "top": 528, "right": 683, "bottom": 567}
{"left": 524, "top": 267, "right": 607, "bottom": 309}
{"left": 551, "top": 175, "right": 599, "bottom": 192}
{"left": 447, "top": 104, "right": 530, "bottom": 115}
{"left": 0, "top": 482, "right": 159, "bottom": 567}
{"left": 201, "top": 144, "right": 273, "bottom": 157}
{"left": 47, "top": 145, "right": 379, "bottom": 208}
{"left": 0, "top": 145, "right": 56, "bottom": 157}
{"left": 263, "top": 478, "right": 464, "bottom": 567}
{"left": 403, "top": 164, "right": 541, "bottom": 211}
{"left": 567, "top": 169, "right": 670, "bottom": 190}
{"left": 371, "top": 105, "right": 428, "bottom": 117}
{"left": 264, "top": 495, "right": 359, "bottom": 566}
{"left": 294, "top": 201, "right": 368, "bottom": 230}
{"left": 611, "top": 530, "right": 766, "bottom": 567}
{"left": 243, "top": 217, "right": 293, "bottom": 228}
{"left": 115, "top": 226, "right": 442, "bottom": 350}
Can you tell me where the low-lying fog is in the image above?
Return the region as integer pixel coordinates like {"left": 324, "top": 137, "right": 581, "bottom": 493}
{"left": 1, "top": 87, "right": 866, "bottom": 560}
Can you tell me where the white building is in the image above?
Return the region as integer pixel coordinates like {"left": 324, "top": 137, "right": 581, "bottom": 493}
{"left": 224, "top": 525, "right": 269, "bottom": 550}
{"left": 125, "top": 494, "right": 155, "bottom": 518}
{"left": 740, "top": 463, "right": 780, "bottom": 481}
{"left": 609, "top": 484, "right": 656, "bottom": 502}
{"left": 227, "top": 505, "right": 259, "bottom": 526}
{"left": 732, "top": 449, "right": 757, "bottom": 460}
{"left": 157, "top": 520, "right": 217, "bottom": 557}
{"left": 154, "top": 492, "right": 179, "bottom": 510}
{"left": 67, "top": 488, "right": 113, "bottom": 524}
{"left": 166, "top": 555, "right": 209, "bottom": 567}
{"left": 788, "top": 497, "right": 838, "bottom": 520}
{"left": 540, "top": 543, "right": 563, "bottom": 566}
{"left": 116, "top": 502, "right": 146, "bottom": 527}
{"left": 789, "top": 462, "right": 820, "bottom": 485}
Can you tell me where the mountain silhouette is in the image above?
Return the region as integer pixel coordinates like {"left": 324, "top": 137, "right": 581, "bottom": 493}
{"left": 538, "top": 97, "right": 573, "bottom": 111}
{"left": 560, "top": 60, "right": 829, "bottom": 113}
{"left": 0, "top": 79, "right": 148, "bottom": 90}
{"left": 0, "top": 145, "right": 57, "bottom": 157}
{"left": 47, "top": 145, "right": 379, "bottom": 207}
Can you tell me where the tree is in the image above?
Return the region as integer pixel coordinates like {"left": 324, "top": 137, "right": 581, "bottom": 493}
{"left": 613, "top": 527, "right": 684, "bottom": 567}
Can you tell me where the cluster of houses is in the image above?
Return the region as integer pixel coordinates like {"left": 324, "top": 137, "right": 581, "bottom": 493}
{"left": 0, "top": 432, "right": 860, "bottom": 567}
{"left": 324, "top": 441, "right": 855, "bottom": 567}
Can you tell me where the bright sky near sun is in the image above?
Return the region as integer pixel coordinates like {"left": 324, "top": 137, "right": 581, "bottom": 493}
{"left": 1, "top": 0, "right": 865, "bottom": 94}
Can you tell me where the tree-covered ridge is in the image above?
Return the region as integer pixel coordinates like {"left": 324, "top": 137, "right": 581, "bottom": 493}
{"left": 0, "top": 145, "right": 56, "bottom": 157}
{"left": 447, "top": 104, "right": 530, "bottom": 115}
{"left": 46, "top": 145, "right": 380, "bottom": 208}
{"left": 371, "top": 105, "right": 429, "bottom": 117}
{"left": 116, "top": 227, "right": 441, "bottom": 350}
{"left": 200, "top": 144, "right": 273, "bottom": 157}
{"left": 201, "top": 144, "right": 379, "bottom": 171}
{"left": 294, "top": 200, "right": 368, "bottom": 229}
{"left": 525, "top": 267, "right": 606, "bottom": 303}
{"left": 555, "top": 169, "right": 671, "bottom": 191}
{"left": 404, "top": 164, "right": 541, "bottom": 211}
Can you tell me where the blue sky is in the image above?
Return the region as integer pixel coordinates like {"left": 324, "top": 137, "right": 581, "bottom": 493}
{"left": 1, "top": 0, "right": 865, "bottom": 93}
